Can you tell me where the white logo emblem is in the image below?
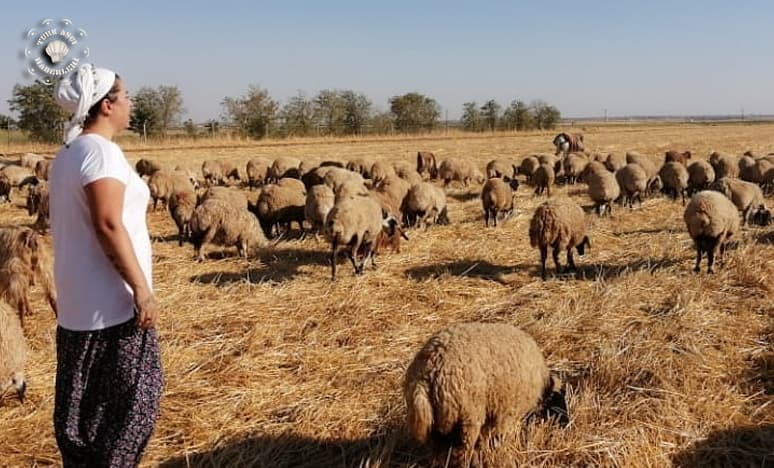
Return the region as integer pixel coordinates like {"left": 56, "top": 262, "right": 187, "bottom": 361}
{"left": 23, "top": 19, "right": 89, "bottom": 84}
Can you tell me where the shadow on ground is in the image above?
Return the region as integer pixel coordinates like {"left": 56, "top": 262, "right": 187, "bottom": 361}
{"left": 190, "top": 248, "right": 331, "bottom": 286}
{"left": 672, "top": 424, "right": 774, "bottom": 467}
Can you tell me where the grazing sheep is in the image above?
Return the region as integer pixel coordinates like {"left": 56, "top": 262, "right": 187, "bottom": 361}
{"left": 665, "top": 150, "right": 692, "bottom": 166}
{"left": 202, "top": 160, "right": 240, "bottom": 186}
{"left": 345, "top": 158, "right": 372, "bottom": 179}
{"left": 198, "top": 186, "right": 249, "bottom": 209}
{"left": 0, "top": 174, "right": 10, "bottom": 203}
{"left": 563, "top": 153, "right": 588, "bottom": 185}
{"left": 246, "top": 158, "right": 272, "bottom": 189}
{"left": 604, "top": 152, "right": 627, "bottom": 173}
{"left": 323, "top": 167, "right": 366, "bottom": 193}
{"left": 370, "top": 175, "right": 411, "bottom": 217}
{"left": 404, "top": 322, "right": 567, "bottom": 468}
{"left": 19, "top": 153, "right": 44, "bottom": 169}
{"left": 486, "top": 159, "right": 516, "bottom": 179}
{"left": 438, "top": 158, "right": 485, "bottom": 187}
{"left": 148, "top": 170, "right": 197, "bottom": 210}
{"left": 0, "top": 301, "right": 27, "bottom": 403}
{"left": 687, "top": 160, "right": 716, "bottom": 194}
{"left": 370, "top": 161, "right": 396, "bottom": 186}
{"left": 709, "top": 152, "right": 739, "bottom": 179}
{"left": 1, "top": 165, "right": 35, "bottom": 187}
{"left": 168, "top": 190, "right": 197, "bottom": 246}
{"left": 532, "top": 163, "right": 555, "bottom": 197}
{"left": 738, "top": 156, "right": 758, "bottom": 183}
{"left": 319, "top": 160, "right": 345, "bottom": 169}
{"left": 393, "top": 160, "right": 422, "bottom": 184}
{"left": 482, "top": 177, "right": 519, "bottom": 227}
{"left": 515, "top": 156, "right": 538, "bottom": 182}
{"left": 325, "top": 196, "right": 397, "bottom": 279}
{"left": 585, "top": 167, "right": 620, "bottom": 216}
{"left": 34, "top": 159, "right": 52, "bottom": 181}
{"left": 251, "top": 180, "right": 307, "bottom": 238}
{"left": 709, "top": 177, "right": 771, "bottom": 226}
{"left": 135, "top": 158, "right": 163, "bottom": 177}
{"left": 402, "top": 182, "right": 449, "bottom": 228}
{"left": 305, "top": 184, "right": 336, "bottom": 238}
{"left": 684, "top": 191, "right": 740, "bottom": 273}
{"left": 615, "top": 163, "right": 648, "bottom": 208}
{"left": 553, "top": 132, "right": 584, "bottom": 156}
{"left": 270, "top": 156, "right": 302, "bottom": 181}
{"left": 301, "top": 165, "right": 336, "bottom": 189}
{"left": 529, "top": 198, "right": 591, "bottom": 280}
{"left": 659, "top": 162, "right": 690, "bottom": 204}
{"left": 416, "top": 151, "right": 438, "bottom": 180}
{"left": 334, "top": 179, "right": 370, "bottom": 203}
{"left": 26, "top": 180, "right": 50, "bottom": 231}
{"left": 0, "top": 227, "right": 57, "bottom": 329}
{"left": 189, "top": 199, "right": 267, "bottom": 261}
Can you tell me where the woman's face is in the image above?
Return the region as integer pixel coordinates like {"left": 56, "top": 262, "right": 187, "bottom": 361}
{"left": 109, "top": 78, "right": 132, "bottom": 131}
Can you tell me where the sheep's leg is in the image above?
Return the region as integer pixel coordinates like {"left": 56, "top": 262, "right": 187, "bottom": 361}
{"left": 492, "top": 209, "right": 498, "bottom": 227}
{"left": 350, "top": 238, "right": 363, "bottom": 275}
{"left": 694, "top": 245, "right": 703, "bottom": 273}
{"left": 540, "top": 246, "right": 548, "bottom": 281}
{"left": 453, "top": 418, "right": 483, "bottom": 468}
{"left": 195, "top": 228, "right": 216, "bottom": 262}
{"left": 742, "top": 206, "right": 751, "bottom": 226}
{"left": 484, "top": 209, "right": 490, "bottom": 227}
{"left": 567, "top": 248, "right": 577, "bottom": 271}
{"left": 330, "top": 239, "right": 338, "bottom": 280}
{"left": 707, "top": 245, "right": 716, "bottom": 274}
{"left": 552, "top": 245, "right": 562, "bottom": 275}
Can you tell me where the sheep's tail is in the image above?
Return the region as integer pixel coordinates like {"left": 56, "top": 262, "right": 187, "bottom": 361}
{"left": 529, "top": 208, "right": 551, "bottom": 248}
{"left": 406, "top": 380, "right": 433, "bottom": 443}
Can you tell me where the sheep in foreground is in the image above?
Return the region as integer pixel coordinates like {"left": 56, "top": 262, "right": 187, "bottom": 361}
{"left": 687, "top": 160, "right": 716, "bottom": 195}
{"left": 168, "top": 190, "right": 197, "bottom": 246}
{"left": 148, "top": 170, "right": 196, "bottom": 210}
{"left": 304, "top": 184, "right": 336, "bottom": 238}
{"left": 684, "top": 190, "right": 740, "bottom": 273}
{"left": 135, "top": 158, "right": 163, "bottom": 177}
{"left": 402, "top": 182, "right": 450, "bottom": 228}
{"left": 604, "top": 152, "right": 627, "bottom": 173}
{"left": 404, "top": 322, "right": 568, "bottom": 468}
{"left": 0, "top": 302, "right": 27, "bottom": 403}
{"left": 532, "top": 163, "right": 555, "bottom": 197}
{"left": 416, "top": 151, "right": 438, "bottom": 180}
{"left": 615, "top": 163, "right": 648, "bottom": 208}
{"left": 246, "top": 158, "right": 272, "bottom": 189}
{"left": 710, "top": 177, "right": 771, "bottom": 226}
{"left": 481, "top": 177, "right": 519, "bottom": 227}
{"left": 325, "top": 196, "right": 399, "bottom": 280}
{"left": 251, "top": 180, "right": 307, "bottom": 238}
{"left": 438, "top": 158, "right": 485, "bottom": 187}
{"left": 659, "top": 162, "right": 690, "bottom": 204}
{"left": 529, "top": 198, "right": 591, "bottom": 280}
{"left": 189, "top": 199, "right": 267, "bottom": 261}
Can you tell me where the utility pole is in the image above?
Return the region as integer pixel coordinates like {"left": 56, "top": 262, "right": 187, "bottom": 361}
{"left": 604, "top": 108, "right": 608, "bottom": 123}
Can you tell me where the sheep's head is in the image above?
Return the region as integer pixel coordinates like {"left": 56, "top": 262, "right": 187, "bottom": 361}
{"left": 532, "top": 374, "right": 569, "bottom": 427}
{"left": 576, "top": 236, "right": 591, "bottom": 256}
{"left": 382, "top": 214, "right": 409, "bottom": 241}
{"left": 753, "top": 205, "right": 772, "bottom": 226}
{"left": 2, "top": 372, "right": 26, "bottom": 403}
{"left": 504, "top": 176, "right": 520, "bottom": 192}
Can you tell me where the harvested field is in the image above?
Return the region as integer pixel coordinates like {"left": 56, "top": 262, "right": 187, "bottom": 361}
{"left": 1, "top": 123, "right": 773, "bottom": 467}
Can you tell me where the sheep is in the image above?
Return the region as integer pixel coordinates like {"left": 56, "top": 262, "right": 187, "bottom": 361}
{"left": 304, "top": 184, "right": 336, "bottom": 239}
{"left": 370, "top": 160, "right": 396, "bottom": 186}
{"left": 393, "top": 160, "right": 422, "bottom": 184}
{"left": 0, "top": 301, "right": 27, "bottom": 403}
{"left": 345, "top": 158, "right": 372, "bottom": 179}
{"left": 738, "top": 156, "right": 759, "bottom": 183}
{"left": 202, "top": 160, "right": 240, "bottom": 187}
{"left": 481, "top": 177, "right": 519, "bottom": 227}
{"left": 26, "top": 180, "right": 50, "bottom": 232}
{"left": 604, "top": 152, "right": 627, "bottom": 173}
{"left": 246, "top": 157, "right": 272, "bottom": 189}
{"left": 0, "top": 165, "right": 35, "bottom": 187}
{"left": 553, "top": 132, "right": 584, "bottom": 156}
{"left": 615, "top": 163, "right": 648, "bottom": 208}
{"left": 485, "top": 159, "right": 516, "bottom": 179}
{"left": 537, "top": 153, "right": 562, "bottom": 177}
{"left": 687, "top": 160, "right": 716, "bottom": 194}
{"left": 747, "top": 159, "right": 774, "bottom": 186}
{"left": 148, "top": 170, "right": 197, "bottom": 211}
{"left": 529, "top": 198, "right": 591, "bottom": 280}
{"left": 198, "top": 186, "right": 249, "bottom": 209}
{"left": 684, "top": 190, "right": 740, "bottom": 273}
{"left": 532, "top": 163, "right": 555, "bottom": 197}
{"left": 301, "top": 165, "right": 335, "bottom": 188}
{"left": 319, "top": 160, "right": 345, "bottom": 168}
{"left": 334, "top": 179, "right": 370, "bottom": 203}
{"left": 404, "top": 322, "right": 567, "bottom": 468}
{"left": 563, "top": 153, "right": 588, "bottom": 185}
{"left": 586, "top": 167, "right": 620, "bottom": 216}
{"left": 0, "top": 174, "right": 10, "bottom": 203}
{"left": 416, "top": 151, "right": 438, "bottom": 180}
{"left": 250, "top": 180, "right": 307, "bottom": 238}
{"left": 270, "top": 156, "right": 302, "bottom": 181}
{"left": 168, "top": 190, "right": 197, "bottom": 246}
{"left": 709, "top": 177, "right": 771, "bottom": 226}
{"left": 402, "top": 182, "right": 450, "bottom": 228}
{"left": 188, "top": 199, "right": 267, "bottom": 261}
{"left": 517, "top": 156, "right": 540, "bottom": 182}
{"left": 323, "top": 167, "right": 366, "bottom": 193}
{"left": 438, "top": 158, "right": 485, "bottom": 187}
{"left": 709, "top": 152, "right": 739, "bottom": 179}
{"left": 325, "top": 196, "right": 399, "bottom": 280}
{"left": 135, "top": 158, "right": 163, "bottom": 177}
{"left": 659, "top": 162, "right": 690, "bottom": 204}
{"left": 20, "top": 153, "right": 44, "bottom": 169}
{"left": 665, "top": 150, "right": 692, "bottom": 166}
{"left": 0, "top": 227, "right": 57, "bottom": 329}
{"left": 371, "top": 175, "right": 411, "bottom": 217}
{"left": 34, "top": 159, "right": 52, "bottom": 181}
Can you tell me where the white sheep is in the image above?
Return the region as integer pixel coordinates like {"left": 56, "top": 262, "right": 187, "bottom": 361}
{"left": 304, "top": 184, "right": 336, "bottom": 238}
{"left": 147, "top": 169, "right": 196, "bottom": 211}
{"left": 251, "top": 180, "right": 307, "bottom": 238}
{"left": 404, "top": 322, "right": 567, "bottom": 468}
{"left": 684, "top": 190, "right": 740, "bottom": 273}
{"left": 246, "top": 157, "right": 272, "bottom": 189}
{"left": 270, "top": 156, "right": 302, "bottom": 181}
{"left": 529, "top": 198, "right": 591, "bottom": 280}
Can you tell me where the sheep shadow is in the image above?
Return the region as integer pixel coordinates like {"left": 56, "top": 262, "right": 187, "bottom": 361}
{"left": 405, "top": 260, "right": 527, "bottom": 282}
{"left": 447, "top": 191, "right": 480, "bottom": 203}
{"left": 189, "top": 248, "right": 331, "bottom": 286}
{"left": 756, "top": 230, "right": 774, "bottom": 245}
{"left": 743, "top": 327, "right": 774, "bottom": 396}
{"left": 157, "top": 423, "right": 424, "bottom": 468}
{"left": 151, "top": 233, "right": 180, "bottom": 243}
{"left": 568, "top": 257, "right": 683, "bottom": 281}
{"left": 671, "top": 424, "right": 774, "bottom": 467}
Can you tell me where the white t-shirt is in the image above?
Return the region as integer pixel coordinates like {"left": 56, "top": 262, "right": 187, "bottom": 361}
{"left": 50, "top": 133, "right": 153, "bottom": 331}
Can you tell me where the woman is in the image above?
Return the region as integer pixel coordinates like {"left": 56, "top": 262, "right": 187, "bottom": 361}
{"left": 50, "top": 63, "right": 163, "bottom": 467}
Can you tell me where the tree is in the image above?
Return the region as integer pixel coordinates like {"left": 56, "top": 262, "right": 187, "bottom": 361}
{"left": 369, "top": 111, "right": 394, "bottom": 134}
{"left": 0, "top": 115, "right": 15, "bottom": 129}
{"left": 129, "top": 85, "right": 185, "bottom": 137}
{"left": 531, "top": 100, "right": 561, "bottom": 130}
{"left": 480, "top": 99, "right": 501, "bottom": 132}
{"left": 8, "top": 80, "right": 69, "bottom": 143}
{"left": 389, "top": 92, "right": 440, "bottom": 133}
{"left": 183, "top": 119, "right": 198, "bottom": 137}
{"left": 340, "top": 90, "right": 372, "bottom": 135}
{"left": 280, "top": 91, "right": 316, "bottom": 137}
{"left": 313, "top": 89, "right": 345, "bottom": 135}
{"left": 501, "top": 99, "right": 533, "bottom": 131}
{"left": 221, "top": 85, "right": 278, "bottom": 139}
{"left": 461, "top": 102, "right": 483, "bottom": 132}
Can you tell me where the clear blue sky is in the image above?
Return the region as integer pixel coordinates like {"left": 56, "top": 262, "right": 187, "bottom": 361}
{"left": 2, "top": 1, "right": 773, "bottom": 122}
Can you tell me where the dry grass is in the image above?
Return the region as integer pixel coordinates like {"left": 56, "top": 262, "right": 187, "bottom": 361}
{"left": 1, "top": 123, "right": 773, "bottom": 467}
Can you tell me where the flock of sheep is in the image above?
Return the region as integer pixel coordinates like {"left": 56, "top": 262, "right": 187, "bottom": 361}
{"left": 1, "top": 131, "right": 774, "bottom": 466}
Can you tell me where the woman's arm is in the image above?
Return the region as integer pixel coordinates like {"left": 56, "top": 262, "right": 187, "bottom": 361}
{"left": 84, "top": 178, "right": 159, "bottom": 329}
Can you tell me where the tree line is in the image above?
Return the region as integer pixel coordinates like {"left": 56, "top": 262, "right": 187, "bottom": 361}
{"left": 3, "top": 80, "right": 562, "bottom": 143}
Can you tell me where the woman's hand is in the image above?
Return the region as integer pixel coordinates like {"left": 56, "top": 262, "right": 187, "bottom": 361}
{"left": 134, "top": 291, "right": 159, "bottom": 329}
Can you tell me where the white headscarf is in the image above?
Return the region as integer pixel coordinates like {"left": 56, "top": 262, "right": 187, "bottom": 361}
{"left": 54, "top": 63, "right": 117, "bottom": 145}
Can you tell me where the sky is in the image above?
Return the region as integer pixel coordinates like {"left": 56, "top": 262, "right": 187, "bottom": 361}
{"left": 1, "top": 1, "right": 773, "bottom": 122}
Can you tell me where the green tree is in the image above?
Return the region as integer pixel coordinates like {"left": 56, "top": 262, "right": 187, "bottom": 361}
{"left": 313, "top": 89, "right": 346, "bottom": 135}
{"left": 8, "top": 80, "right": 69, "bottom": 143}
{"left": 501, "top": 99, "right": 533, "bottom": 131}
{"left": 340, "top": 90, "right": 372, "bottom": 135}
{"left": 389, "top": 92, "right": 440, "bottom": 133}
{"left": 130, "top": 85, "right": 185, "bottom": 137}
{"left": 221, "top": 85, "right": 278, "bottom": 139}
{"left": 461, "top": 102, "right": 483, "bottom": 132}
{"left": 0, "top": 115, "right": 15, "bottom": 129}
{"left": 480, "top": 99, "right": 501, "bottom": 132}
{"left": 531, "top": 100, "right": 561, "bottom": 130}
{"left": 368, "top": 111, "right": 394, "bottom": 134}
{"left": 183, "top": 119, "right": 198, "bottom": 137}
{"left": 280, "top": 91, "right": 316, "bottom": 137}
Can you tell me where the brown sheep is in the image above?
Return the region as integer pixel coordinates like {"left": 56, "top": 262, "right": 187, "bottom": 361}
{"left": 168, "top": 190, "right": 197, "bottom": 246}
{"left": 202, "top": 160, "right": 240, "bottom": 186}
{"left": 34, "top": 159, "right": 52, "bottom": 181}
{"left": 687, "top": 160, "right": 716, "bottom": 194}
{"left": 615, "top": 163, "right": 648, "bottom": 208}
{"left": 709, "top": 152, "right": 739, "bottom": 179}
{"left": 481, "top": 177, "right": 519, "bottom": 226}
{"left": 26, "top": 180, "right": 50, "bottom": 232}
{"left": 684, "top": 191, "right": 739, "bottom": 273}
{"left": 148, "top": 170, "right": 196, "bottom": 210}
{"left": 659, "top": 162, "right": 690, "bottom": 204}
{"left": 485, "top": 159, "right": 516, "bottom": 179}
{"left": 402, "top": 182, "right": 449, "bottom": 228}
{"left": 250, "top": 180, "right": 307, "bottom": 238}
{"left": 416, "top": 151, "right": 438, "bottom": 180}
{"left": 532, "top": 163, "right": 555, "bottom": 197}
{"left": 370, "top": 161, "right": 396, "bottom": 186}
{"left": 0, "top": 174, "right": 11, "bottom": 203}
{"left": 517, "top": 155, "right": 541, "bottom": 182}
{"left": 529, "top": 198, "right": 591, "bottom": 280}
{"left": 135, "top": 158, "right": 163, "bottom": 177}
{"left": 189, "top": 199, "right": 267, "bottom": 261}
{"left": 665, "top": 150, "right": 692, "bottom": 166}
{"left": 438, "top": 158, "right": 484, "bottom": 187}
{"left": 246, "top": 158, "right": 272, "bottom": 189}
{"left": 270, "top": 156, "right": 302, "bottom": 181}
